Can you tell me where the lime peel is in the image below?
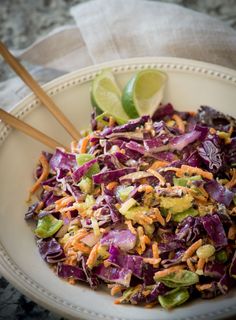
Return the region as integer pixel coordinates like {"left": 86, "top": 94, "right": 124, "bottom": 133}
{"left": 122, "top": 69, "right": 167, "bottom": 118}
{"left": 91, "top": 70, "right": 129, "bottom": 124}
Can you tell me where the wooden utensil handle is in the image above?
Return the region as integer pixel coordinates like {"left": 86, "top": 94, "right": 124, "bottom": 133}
{"left": 0, "top": 41, "right": 81, "bottom": 141}
{"left": 0, "top": 108, "right": 67, "bottom": 150}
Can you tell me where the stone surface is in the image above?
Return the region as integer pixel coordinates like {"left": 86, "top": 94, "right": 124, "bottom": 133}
{"left": 0, "top": 0, "right": 236, "bottom": 319}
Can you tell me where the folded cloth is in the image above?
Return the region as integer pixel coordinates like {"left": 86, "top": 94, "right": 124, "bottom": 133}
{"left": 1, "top": 0, "right": 236, "bottom": 110}
{"left": 71, "top": 0, "right": 236, "bottom": 68}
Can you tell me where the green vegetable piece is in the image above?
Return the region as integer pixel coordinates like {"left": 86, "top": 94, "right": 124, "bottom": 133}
{"left": 216, "top": 250, "right": 228, "bottom": 263}
{"left": 155, "top": 270, "right": 199, "bottom": 288}
{"left": 158, "top": 288, "right": 190, "bottom": 309}
{"left": 35, "top": 215, "right": 63, "bottom": 239}
{"left": 173, "top": 207, "right": 198, "bottom": 223}
{"left": 160, "top": 208, "right": 168, "bottom": 217}
{"left": 159, "top": 194, "right": 193, "bottom": 214}
{"left": 143, "top": 223, "right": 155, "bottom": 237}
{"left": 173, "top": 175, "right": 202, "bottom": 187}
{"left": 78, "top": 177, "right": 93, "bottom": 194}
{"left": 85, "top": 195, "right": 95, "bottom": 207}
{"left": 123, "top": 206, "right": 150, "bottom": 224}
{"left": 76, "top": 153, "right": 100, "bottom": 178}
{"left": 95, "top": 112, "right": 110, "bottom": 125}
{"left": 117, "top": 186, "right": 134, "bottom": 202}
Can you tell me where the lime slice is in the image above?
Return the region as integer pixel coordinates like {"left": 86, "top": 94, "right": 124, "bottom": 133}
{"left": 91, "top": 70, "right": 129, "bottom": 124}
{"left": 122, "top": 69, "right": 167, "bottom": 118}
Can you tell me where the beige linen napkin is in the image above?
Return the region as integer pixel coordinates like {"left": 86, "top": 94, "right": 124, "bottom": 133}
{"left": 1, "top": 0, "right": 236, "bottom": 110}
{"left": 71, "top": 0, "right": 236, "bottom": 67}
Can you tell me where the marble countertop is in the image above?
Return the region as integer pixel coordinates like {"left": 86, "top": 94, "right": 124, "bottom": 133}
{"left": 0, "top": 0, "right": 236, "bottom": 319}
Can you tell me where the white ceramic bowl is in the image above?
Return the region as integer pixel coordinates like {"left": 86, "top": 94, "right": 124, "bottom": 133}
{"left": 0, "top": 57, "right": 236, "bottom": 320}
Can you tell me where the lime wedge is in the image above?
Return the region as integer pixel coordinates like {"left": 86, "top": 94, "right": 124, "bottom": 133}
{"left": 91, "top": 70, "right": 129, "bottom": 124}
{"left": 122, "top": 69, "right": 167, "bottom": 118}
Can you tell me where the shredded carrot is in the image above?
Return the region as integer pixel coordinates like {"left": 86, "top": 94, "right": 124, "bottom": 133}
{"left": 172, "top": 114, "right": 185, "bottom": 133}
{"left": 147, "top": 168, "right": 166, "bottom": 186}
{"left": 68, "top": 278, "right": 76, "bottom": 285}
{"left": 79, "top": 136, "right": 89, "bottom": 154}
{"left": 73, "top": 242, "right": 91, "bottom": 254}
{"left": 103, "top": 259, "right": 112, "bottom": 268}
{"left": 137, "top": 185, "right": 154, "bottom": 193}
{"left": 137, "top": 215, "right": 153, "bottom": 226}
{"left": 143, "top": 257, "right": 161, "bottom": 265}
{"left": 161, "top": 165, "right": 213, "bottom": 180}
{"left": 36, "top": 201, "right": 44, "bottom": 212}
{"left": 196, "top": 283, "right": 212, "bottom": 291}
{"left": 136, "top": 226, "right": 151, "bottom": 255}
{"left": 71, "top": 229, "right": 89, "bottom": 244}
{"left": 62, "top": 211, "right": 72, "bottom": 221}
{"left": 228, "top": 225, "right": 236, "bottom": 240}
{"left": 145, "top": 301, "right": 158, "bottom": 308}
{"left": 187, "top": 258, "right": 196, "bottom": 272}
{"left": 152, "top": 242, "right": 159, "bottom": 259}
{"left": 86, "top": 242, "right": 100, "bottom": 269}
{"left": 109, "top": 116, "right": 115, "bottom": 127}
{"left": 226, "top": 169, "right": 236, "bottom": 189}
{"left": 142, "top": 289, "right": 151, "bottom": 297}
{"left": 165, "top": 211, "right": 172, "bottom": 223}
{"left": 150, "top": 208, "right": 165, "bottom": 226}
{"left": 209, "top": 128, "right": 216, "bottom": 134}
{"left": 59, "top": 205, "right": 79, "bottom": 214}
{"left": 149, "top": 160, "right": 170, "bottom": 170}
{"left": 64, "top": 229, "right": 88, "bottom": 251}
{"left": 114, "top": 299, "right": 122, "bottom": 304}
{"left": 55, "top": 196, "right": 75, "bottom": 211}
{"left": 30, "top": 153, "right": 50, "bottom": 194}
{"left": 154, "top": 265, "right": 186, "bottom": 278}
{"left": 182, "top": 239, "right": 203, "bottom": 261}
{"left": 179, "top": 165, "right": 213, "bottom": 180}
{"left": 64, "top": 255, "right": 77, "bottom": 266}
{"left": 42, "top": 185, "right": 54, "bottom": 192}
{"left": 110, "top": 285, "right": 124, "bottom": 296}
{"left": 106, "top": 181, "right": 118, "bottom": 191}
{"left": 196, "top": 257, "right": 206, "bottom": 271}
{"left": 125, "top": 220, "right": 137, "bottom": 235}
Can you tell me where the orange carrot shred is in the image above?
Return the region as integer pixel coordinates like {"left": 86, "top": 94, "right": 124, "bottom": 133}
{"left": 182, "top": 239, "right": 203, "bottom": 261}
{"left": 150, "top": 208, "right": 165, "bottom": 226}
{"left": 187, "top": 258, "right": 196, "bottom": 272}
{"left": 152, "top": 242, "right": 159, "bottom": 259}
{"left": 30, "top": 153, "right": 50, "bottom": 195}
{"left": 106, "top": 181, "right": 118, "bottom": 191}
{"left": 196, "top": 257, "right": 206, "bottom": 271}
{"left": 86, "top": 242, "right": 100, "bottom": 269}
{"left": 55, "top": 196, "right": 75, "bottom": 211}
{"left": 143, "top": 257, "right": 161, "bottom": 265}
{"left": 110, "top": 285, "right": 123, "bottom": 296}
{"left": 109, "top": 116, "right": 115, "bottom": 127}
{"left": 228, "top": 225, "right": 236, "bottom": 240}
{"left": 149, "top": 160, "right": 170, "bottom": 170}
{"left": 154, "top": 265, "right": 186, "bottom": 278}
{"left": 125, "top": 220, "right": 137, "bottom": 235}
{"left": 80, "top": 137, "right": 89, "bottom": 154}
{"left": 147, "top": 168, "right": 166, "bottom": 186}
{"left": 172, "top": 114, "right": 185, "bottom": 133}
{"left": 196, "top": 283, "right": 212, "bottom": 291}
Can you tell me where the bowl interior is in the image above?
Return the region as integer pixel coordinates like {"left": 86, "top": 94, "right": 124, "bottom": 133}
{"left": 0, "top": 58, "right": 236, "bottom": 320}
